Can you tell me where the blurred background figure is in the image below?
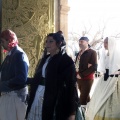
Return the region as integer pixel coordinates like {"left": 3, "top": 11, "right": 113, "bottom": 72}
{"left": 97, "top": 37, "right": 109, "bottom": 80}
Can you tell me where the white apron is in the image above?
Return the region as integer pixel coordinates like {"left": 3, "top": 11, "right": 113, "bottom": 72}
{"left": 0, "top": 91, "right": 27, "bottom": 120}
{"left": 86, "top": 76, "right": 120, "bottom": 120}
{"left": 27, "top": 85, "right": 45, "bottom": 120}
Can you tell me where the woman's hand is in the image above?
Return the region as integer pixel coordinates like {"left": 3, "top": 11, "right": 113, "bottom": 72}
{"left": 67, "top": 115, "right": 75, "bottom": 120}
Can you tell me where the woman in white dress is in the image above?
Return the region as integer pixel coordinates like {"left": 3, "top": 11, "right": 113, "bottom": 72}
{"left": 85, "top": 37, "right": 120, "bottom": 120}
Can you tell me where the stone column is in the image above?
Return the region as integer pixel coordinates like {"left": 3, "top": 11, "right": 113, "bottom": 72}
{"left": 59, "top": 0, "right": 70, "bottom": 41}
{"left": 55, "top": 0, "right": 70, "bottom": 41}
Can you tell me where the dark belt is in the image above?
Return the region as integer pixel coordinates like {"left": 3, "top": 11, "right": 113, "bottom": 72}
{"left": 104, "top": 69, "right": 109, "bottom": 81}
{"left": 109, "top": 74, "right": 119, "bottom": 77}
{"left": 39, "top": 77, "right": 45, "bottom": 85}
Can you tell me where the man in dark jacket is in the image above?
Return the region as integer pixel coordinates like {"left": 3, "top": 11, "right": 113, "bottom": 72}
{"left": 75, "top": 37, "right": 97, "bottom": 112}
{"left": 0, "top": 29, "right": 29, "bottom": 120}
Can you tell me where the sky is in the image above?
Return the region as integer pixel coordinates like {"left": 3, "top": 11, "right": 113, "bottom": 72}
{"left": 67, "top": 0, "right": 120, "bottom": 58}
{"left": 68, "top": 0, "right": 120, "bottom": 38}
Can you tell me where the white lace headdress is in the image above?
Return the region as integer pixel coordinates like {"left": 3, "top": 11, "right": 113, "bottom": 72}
{"left": 108, "top": 37, "right": 120, "bottom": 75}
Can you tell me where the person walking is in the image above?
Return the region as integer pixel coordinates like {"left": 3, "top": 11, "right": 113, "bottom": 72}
{"left": 75, "top": 37, "right": 97, "bottom": 112}
{"left": 0, "top": 29, "right": 29, "bottom": 120}
{"left": 26, "top": 32, "right": 78, "bottom": 120}
{"left": 86, "top": 37, "right": 120, "bottom": 120}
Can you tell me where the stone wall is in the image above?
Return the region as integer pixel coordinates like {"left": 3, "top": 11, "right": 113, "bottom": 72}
{"left": 2, "top": 0, "right": 54, "bottom": 76}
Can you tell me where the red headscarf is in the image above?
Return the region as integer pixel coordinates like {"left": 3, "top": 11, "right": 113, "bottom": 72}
{"left": 0, "top": 29, "right": 18, "bottom": 51}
